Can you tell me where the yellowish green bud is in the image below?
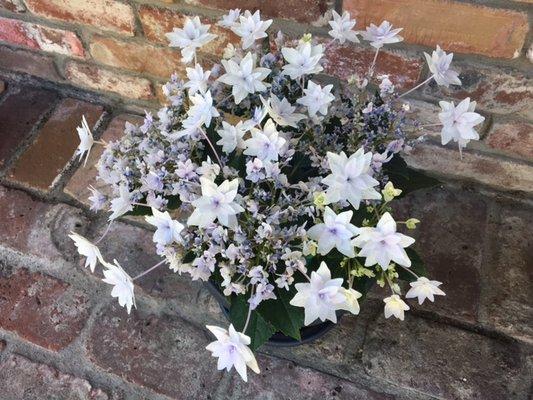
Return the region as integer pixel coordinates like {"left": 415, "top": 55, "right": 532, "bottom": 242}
{"left": 303, "top": 240, "right": 318, "bottom": 256}
{"left": 382, "top": 181, "right": 402, "bottom": 202}
{"left": 313, "top": 192, "right": 327, "bottom": 208}
{"left": 301, "top": 33, "right": 312, "bottom": 43}
{"left": 406, "top": 218, "right": 420, "bottom": 230}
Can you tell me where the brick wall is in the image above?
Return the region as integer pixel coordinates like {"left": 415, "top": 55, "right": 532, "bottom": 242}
{"left": 0, "top": 1, "right": 532, "bottom": 399}
{"left": 0, "top": 0, "right": 531, "bottom": 192}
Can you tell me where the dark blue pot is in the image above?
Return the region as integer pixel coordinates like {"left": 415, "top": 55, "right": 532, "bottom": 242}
{"left": 205, "top": 281, "right": 340, "bottom": 347}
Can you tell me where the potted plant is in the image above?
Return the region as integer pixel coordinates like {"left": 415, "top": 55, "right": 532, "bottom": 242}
{"left": 70, "top": 9, "right": 484, "bottom": 382}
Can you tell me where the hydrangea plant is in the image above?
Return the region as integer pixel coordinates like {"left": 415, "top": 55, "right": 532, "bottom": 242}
{"left": 71, "top": 9, "right": 483, "bottom": 382}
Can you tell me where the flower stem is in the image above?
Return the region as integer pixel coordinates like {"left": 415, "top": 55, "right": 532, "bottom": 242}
{"left": 242, "top": 286, "right": 254, "bottom": 333}
{"left": 132, "top": 260, "right": 166, "bottom": 281}
{"left": 398, "top": 264, "right": 419, "bottom": 279}
{"left": 199, "top": 126, "right": 224, "bottom": 167}
{"left": 368, "top": 47, "right": 380, "bottom": 78}
{"left": 95, "top": 221, "right": 113, "bottom": 244}
{"left": 398, "top": 75, "right": 434, "bottom": 99}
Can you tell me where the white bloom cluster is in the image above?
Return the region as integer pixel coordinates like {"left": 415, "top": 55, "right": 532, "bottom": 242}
{"left": 70, "top": 10, "right": 483, "bottom": 383}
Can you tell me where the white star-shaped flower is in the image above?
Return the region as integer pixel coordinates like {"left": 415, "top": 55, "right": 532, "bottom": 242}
{"left": 352, "top": 212, "right": 415, "bottom": 269}
{"left": 322, "top": 149, "right": 381, "bottom": 209}
{"left": 424, "top": 45, "right": 461, "bottom": 87}
{"left": 383, "top": 294, "right": 410, "bottom": 320}
{"left": 307, "top": 206, "right": 359, "bottom": 257}
{"left": 75, "top": 116, "right": 94, "bottom": 166}
{"left": 361, "top": 21, "right": 403, "bottom": 49}
{"left": 216, "top": 120, "right": 247, "bottom": 154}
{"left": 289, "top": 261, "right": 345, "bottom": 325}
{"left": 218, "top": 9, "right": 241, "bottom": 28}
{"left": 406, "top": 277, "right": 446, "bottom": 304}
{"left": 187, "top": 177, "right": 244, "bottom": 229}
{"left": 243, "top": 119, "right": 286, "bottom": 162}
{"left": 145, "top": 207, "right": 184, "bottom": 245}
{"left": 281, "top": 41, "right": 324, "bottom": 79}
{"left": 109, "top": 185, "right": 133, "bottom": 221}
{"left": 328, "top": 10, "right": 359, "bottom": 44}
{"left": 175, "top": 90, "right": 220, "bottom": 138}
{"left": 205, "top": 324, "right": 260, "bottom": 382}
{"left": 339, "top": 287, "right": 362, "bottom": 315}
{"left": 68, "top": 232, "right": 104, "bottom": 272}
{"left": 297, "top": 81, "right": 334, "bottom": 118}
{"left": 102, "top": 259, "right": 136, "bottom": 314}
{"left": 261, "top": 95, "right": 305, "bottom": 128}
{"left": 438, "top": 98, "right": 484, "bottom": 151}
{"left": 218, "top": 52, "right": 270, "bottom": 104}
{"left": 166, "top": 16, "right": 217, "bottom": 63}
{"left": 183, "top": 63, "right": 211, "bottom": 94}
{"left": 231, "top": 10, "right": 272, "bottom": 49}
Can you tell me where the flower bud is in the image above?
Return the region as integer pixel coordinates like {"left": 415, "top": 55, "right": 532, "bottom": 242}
{"left": 405, "top": 218, "right": 420, "bottom": 229}
{"left": 382, "top": 181, "right": 402, "bottom": 202}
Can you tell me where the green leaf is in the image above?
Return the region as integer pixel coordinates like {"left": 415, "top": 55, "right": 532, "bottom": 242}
{"left": 257, "top": 288, "right": 304, "bottom": 341}
{"left": 229, "top": 295, "right": 276, "bottom": 350}
{"left": 397, "top": 248, "right": 427, "bottom": 282}
{"left": 383, "top": 154, "right": 440, "bottom": 197}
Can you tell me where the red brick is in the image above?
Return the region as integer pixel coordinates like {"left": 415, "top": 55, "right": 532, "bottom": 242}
{"left": 0, "top": 87, "right": 58, "bottom": 167}
{"left": 486, "top": 120, "right": 533, "bottom": 160}
{"left": 0, "top": 17, "right": 84, "bottom": 57}
{"left": 8, "top": 98, "right": 103, "bottom": 191}
{"left": 0, "top": 355, "right": 108, "bottom": 399}
{"left": 392, "top": 187, "right": 487, "bottom": 322}
{"left": 362, "top": 315, "right": 524, "bottom": 399}
{"left": 64, "top": 61, "right": 154, "bottom": 100}
{"left": 405, "top": 143, "right": 533, "bottom": 194}
{"left": 0, "top": 46, "right": 62, "bottom": 81}
{"left": 89, "top": 35, "right": 185, "bottom": 79}
{"left": 87, "top": 304, "right": 222, "bottom": 398}
{"left": 195, "top": 0, "right": 329, "bottom": 23}
{"left": 422, "top": 63, "right": 533, "bottom": 120}
{"left": 344, "top": 0, "right": 529, "bottom": 59}
{"left": 65, "top": 114, "right": 143, "bottom": 203}
{"left": 0, "top": 0, "right": 25, "bottom": 12}
{"left": 0, "top": 269, "right": 91, "bottom": 351}
{"left": 24, "top": 0, "right": 135, "bottom": 36}
{"left": 324, "top": 43, "right": 423, "bottom": 89}
{"left": 138, "top": 5, "right": 239, "bottom": 58}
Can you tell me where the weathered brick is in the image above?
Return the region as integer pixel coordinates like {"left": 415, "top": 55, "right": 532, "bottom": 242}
{"left": 344, "top": 0, "right": 529, "bottom": 59}
{"left": 0, "top": 0, "right": 25, "bottom": 12}
{"left": 0, "top": 269, "right": 91, "bottom": 351}
{"left": 0, "top": 45, "right": 62, "bottom": 81}
{"left": 362, "top": 315, "right": 525, "bottom": 399}
{"left": 481, "top": 205, "right": 533, "bottom": 342}
{"left": 0, "top": 187, "right": 88, "bottom": 261}
{"left": 0, "top": 339, "right": 6, "bottom": 351}
{"left": 194, "top": 0, "right": 329, "bottom": 23}
{"left": 0, "top": 80, "right": 5, "bottom": 93}
{"left": 485, "top": 120, "right": 533, "bottom": 160}
{"left": 422, "top": 63, "right": 533, "bottom": 120}
{"left": 405, "top": 144, "right": 533, "bottom": 194}
{"left": 0, "top": 355, "right": 108, "bottom": 399}
{"left": 93, "top": 221, "right": 203, "bottom": 309}
{"left": 23, "top": 0, "right": 135, "bottom": 35}
{"left": 89, "top": 35, "right": 185, "bottom": 79}
{"left": 0, "top": 87, "right": 58, "bottom": 167}
{"left": 324, "top": 43, "right": 423, "bottom": 89}
{"left": 8, "top": 98, "right": 103, "bottom": 191}
{"left": 87, "top": 304, "right": 223, "bottom": 398}
{"left": 0, "top": 17, "right": 84, "bottom": 57}
{"left": 138, "top": 5, "right": 239, "bottom": 58}
{"left": 225, "top": 354, "right": 393, "bottom": 400}
{"left": 64, "top": 61, "right": 154, "bottom": 100}
{"left": 392, "top": 187, "right": 487, "bottom": 322}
